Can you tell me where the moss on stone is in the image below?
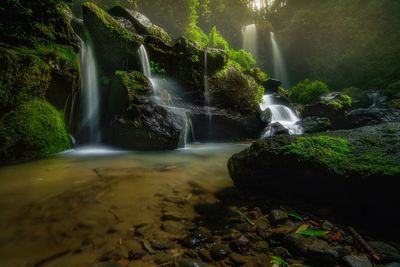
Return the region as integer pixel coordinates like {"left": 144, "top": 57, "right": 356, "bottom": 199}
{"left": 83, "top": 2, "right": 143, "bottom": 44}
{"left": 281, "top": 135, "right": 400, "bottom": 176}
{"left": 329, "top": 94, "right": 352, "bottom": 110}
{"left": 0, "top": 99, "right": 71, "bottom": 161}
{"left": 0, "top": 44, "right": 80, "bottom": 112}
{"left": 114, "top": 70, "right": 153, "bottom": 98}
{"left": 389, "top": 99, "right": 400, "bottom": 109}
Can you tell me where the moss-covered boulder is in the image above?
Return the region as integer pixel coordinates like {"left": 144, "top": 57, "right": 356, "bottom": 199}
{"left": 0, "top": 44, "right": 80, "bottom": 113}
{"left": 108, "top": 6, "right": 172, "bottom": 44}
{"left": 228, "top": 123, "right": 400, "bottom": 238}
{"left": 103, "top": 96, "right": 187, "bottom": 150}
{"left": 209, "top": 66, "right": 263, "bottom": 116}
{"left": 107, "top": 70, "right": 153, "bottom": 115}
{"left": 0, "top": 99, "right": 71, "bottom": 162}
{"left": 82, "top": 2, "right": 143, "bottom": 76}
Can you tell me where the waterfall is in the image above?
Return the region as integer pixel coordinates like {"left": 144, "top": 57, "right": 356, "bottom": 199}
{"left": 243, "top": 24, "right": 258, "bottom": 62}
{"left": 260, "top": 94, "right": 302, "bottom": 137}
{"left": 137, "top": 45, "right": 194, "bottom": 146}
{"left": 79, "top": 37, "right": 101, "bottom": 143}
{"left": 270, "top": 32, "right": 290, "bottom": 88}
{"left": 203, "top": 49, "right": 212, "bottom": 130}
{"left": 138, "top": 45, "right": 152, "bottom": 78}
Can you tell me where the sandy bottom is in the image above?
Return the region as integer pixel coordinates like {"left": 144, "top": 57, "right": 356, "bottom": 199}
{"left": 0, "top": 144, "right": 248, "bottom": 267}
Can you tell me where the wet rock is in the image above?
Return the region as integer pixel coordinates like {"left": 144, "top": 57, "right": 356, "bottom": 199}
{"left": 154, "top": 252, "right": 174, "bottom": 264}
{"left": 210, "top": 244, "right": 231, "bottom": 261}
{"left": 321, "top": 220, "right": 335, "bottom": 231}
{"left": 230, "top": 252, "right": 247, "bottom": 265}
{"left": 346, "top": 108, "right": 400, "bottom": 129}
{"left": 150, "top": 239, "right": 176, "bottom": 250}
{"left": 199, "top": 248, "right": 213, "bottom": 263}
{"left": 368, "top": 242, "right": 400, "bottom": 263}
{"left": 343, "top": 255, "right": 373, "bottom": 267}
{"left": 182, "top": 230, "right": 214, "bottom": 248}
{"left": 299, "top": 116, "right": 331, "bottom": 133}
{"left": 128, "top": 249, "right": 147, "bottom": 260}
{"left": 162, "top": 220, "right": 185, "bottom": 234}
{"left": 178, "top": 258, "right": 206, "bottom": 267}
{"left": 92, "top": 263, "right": 123, "bottom": 267}
{"left": 270, "top": 209, "right": 289, "bottom": 225}
{"left": 269, "top": 122, "right": 290, "bottom": 136}
{"left": 283, "top": 233, "right": 338, "bottom": 266}
{"left": 135, "top": 224, "right": 152, "bottom": 236}
{"left": 232, "top": 235, "right": 251, "bottom": 253}
{"left": 267, "top": 225, "right": 297, "bottom": 241}
{"left": 386, "top": 263, "right": 400, "bottom": 267}
{"left": 255, "top": 240, "right": 269, "bottom": 252}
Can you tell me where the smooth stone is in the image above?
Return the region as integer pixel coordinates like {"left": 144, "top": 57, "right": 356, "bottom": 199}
{"left": 178, "top": 258, "right": 206, "bottom": 267}
{"left": 284, "top": 233, "right": 338, "bottom": 266}
{"left": 150, "top": 239, "right": 176, "bottom": 250}
{"left": 182, "top": 230, "right": 214, "bottom": 248}
{"left": 162, "top": 220, "right": 185, "bottom": 234}
{"left": 230, "top": 252, "right": 247, "bottom": 265}
{"left": 368, "top": 242, "right": 400, "bottom": 263}
{"left": 92, "top": 263, "right": 122, "bottom": 267}
{"left": 343, "top": 255, "right": 373, "bottom": 267}
{"left": 386, "top": 263, "right": 400, "bottom": 267}
{"left": 128, "top": 249, "right": 147, "bottom": 260}
{"left": 270, "top": 209, "right": 289, "bottom": 225}
{"left": 321, "top": 220, "right": 335, "bottom": 231}
{"left": 255, "top": 240, "right": 269, "bottom": 252}
{"left": 210, "top": 244, "right": 231, "bottom": 261}
{"left": 154, "top": 252, "right": 174, "bottom": 264}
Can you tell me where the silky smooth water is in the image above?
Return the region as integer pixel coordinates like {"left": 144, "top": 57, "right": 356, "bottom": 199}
{"left": 260, "top": 95, "right": 303, "bottom": 137}
{"left": 0, "top": 144, "right": 247, "bottom": 266}
{"left": 80, "top": 38, "right": 101, "bottom": 143}
{"left": 243, "top": 24, "right": 258, "bottom": 62}
{"left": 270, "top": 32, "right": 290, "bottom": 88}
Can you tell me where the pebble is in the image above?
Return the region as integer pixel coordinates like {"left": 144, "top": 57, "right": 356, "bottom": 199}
{"left": 210, "top": 244, "right": 231, "bottom": 261}
{"left": 270, "top": 209, "right": 289, "bottom": 225}
{"left": 230, "top": 252, "right": 247, "bottom": 265}
{"left": 150, "top": 239, "right": 176, "bottom": 250}
{"left": 162, "top": 220, "right": 185, "bottom": 234}
{"left": 368, "top": 241, "right": 400, "bottom": 263}
{"left": 178, "top": 258, "right": 206, "bottom": 267}
{"left": 343, "top": 255, "right": 373, "bottom": 267}
{"left": 153, "top": 252, "right": 173, "bottom": 264}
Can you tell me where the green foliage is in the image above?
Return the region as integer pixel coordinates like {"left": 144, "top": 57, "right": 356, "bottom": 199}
{"left": 329, "top": 95, "right": 352, "bottom": 110}
{"left": 384, "top": 81, "right": 400, "bottom": 99}
{"left": 389, "top": 99, "right": 400, "bottom": 109}
{"left": 150, "top": 61, "right": 166, "bottom": 76}
{"left": 297, "top": 228, "right": 329, "bottom": 237}
{"left": 281, "top": 135, "right": 400, "bottom": 176}
{"left": 289, "top": 79, "right": 330, "bottom": 105}
{"left": 278, "top": 87, "right": 289, "bottom": 98}
{"left": 270, "top": 256, "right": 289, "bottom": 267}
{"left": 0, "top": 99, "right": 71, "bottom": 161}
{"left": 208, "top": 26, "right": 229, "bottom": 50}
{"left": 185, "top": 23, "right": 210, "bottom": 48}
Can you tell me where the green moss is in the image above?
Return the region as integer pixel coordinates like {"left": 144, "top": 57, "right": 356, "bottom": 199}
{"left": 0, "top": 44, "right": 80, "bottom": 111}
{"left": 281, "top": 136, "right": 400, "bottom": 176}
{"left": 389, "top": 99, "right": 400, "bottom": 109}
{"left": 384, "top": 81, "right": 400, "bottom": 99}
{"left": 150, "top": 61, "right": 166, "bottom": 76}
{"left": 329, "top": 94, "right": 352, "bottom": 110}
{"left": 0, "top": 99, "right": 71, "bottom": 161}
{"left": 83, "top": 2, "right": 142, "bottom": 44}
{"left": 114, "top": 70, "right": 152, "bottom": 97}
{"left": 289, "top": 79, "right": 330, "bottom": 105}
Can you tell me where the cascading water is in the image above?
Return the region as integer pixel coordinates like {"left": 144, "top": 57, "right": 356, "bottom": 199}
{"left": 137, "top": 45, "right": 193, "bottom": 146}
{"left": 260, "top": 94, "right": 302, "bottom": 137}
{"left": 203, "top": 49, "right": 212, "bottom": 129}
{"left": 270, "top": 32, "right": 290, "bottom": 88}
{"left": 243, "top": 24, "right": 258, "bottom": 62}
{"left": 79, "top": 37, "right": 101, "bottom": 143}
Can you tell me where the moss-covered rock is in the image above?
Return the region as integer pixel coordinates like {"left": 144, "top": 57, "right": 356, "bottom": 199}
{"left": 228, "top": 123, "right": 400, "bottom": 230}
{"left": 82, "top": 2, "right": 143, "bottom": 76}
{"left": 0, "top": 99, "right": 71, "bottom": 162}
{"left": 108, "top": 6, "right": 172, "bottom": 44}
{"left": 0, "top": 44, "right": 80, "bottom": 113}
{"left": 209, "top": 66, "right": 262, "bottom": 116}
{"left": 107, "top": 70, "right": 153, "bottom": 115}
{"left": 289, "top": 79, "right": 330, "bottom": 105}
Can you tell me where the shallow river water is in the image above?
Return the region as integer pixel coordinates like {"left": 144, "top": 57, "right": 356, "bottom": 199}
{"left": 0, "top": 144, "right": 248, "bottom": 267}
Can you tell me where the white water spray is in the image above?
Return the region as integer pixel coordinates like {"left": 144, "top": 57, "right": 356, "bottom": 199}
{"left": 138, "top": 45, "right": 152, "bottom": 78}
{"left": 260, "top": 95, "right": 302, "bottom": 137}
{"left": 243, "top": 24, "right": 258, "bottom": 62}
{"left": 270, "top": 32, "right": 289, "bottom": 88}
{"left": 80, "top": 37, "right": 101, "bottom": 143}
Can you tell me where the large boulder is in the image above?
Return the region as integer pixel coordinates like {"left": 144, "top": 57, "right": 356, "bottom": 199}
{"left": 346, "top": 108, "right": 400, "bottom": 128}
{"left": 82, "top": 2, "right": 143, "bottom": 76}
{"left": 0, "top": 99, "right": 72, "bottom": 162}
{"left": 228, "top": 123, "right": 400, "bottom": 237}
{"left": 108, "top": 7, "right": 172, "bottom": 44}
{"left": 102, "top": 96, "right": 187, "bottom": 150}
{"left": 209, "top": 66, "right": 262, "bottom": 117}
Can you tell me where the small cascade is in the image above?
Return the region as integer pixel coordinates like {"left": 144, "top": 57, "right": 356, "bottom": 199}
{"left": 260, "top": 94, "right": 302, "bottom": 137}
{"left": 203, "top": 49, "right": 212, "bottom": 129}
{"left": 137, "top": 45, "right": 194, "bottom": 146}
{"left": 79, "top": 37, "right": 101, "bottom": 143}
{"left": 270, "top": 32, "right": 290, "bottom": 88}
{"left": 243, "top": 24, "right": 258, "bottom": 62}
